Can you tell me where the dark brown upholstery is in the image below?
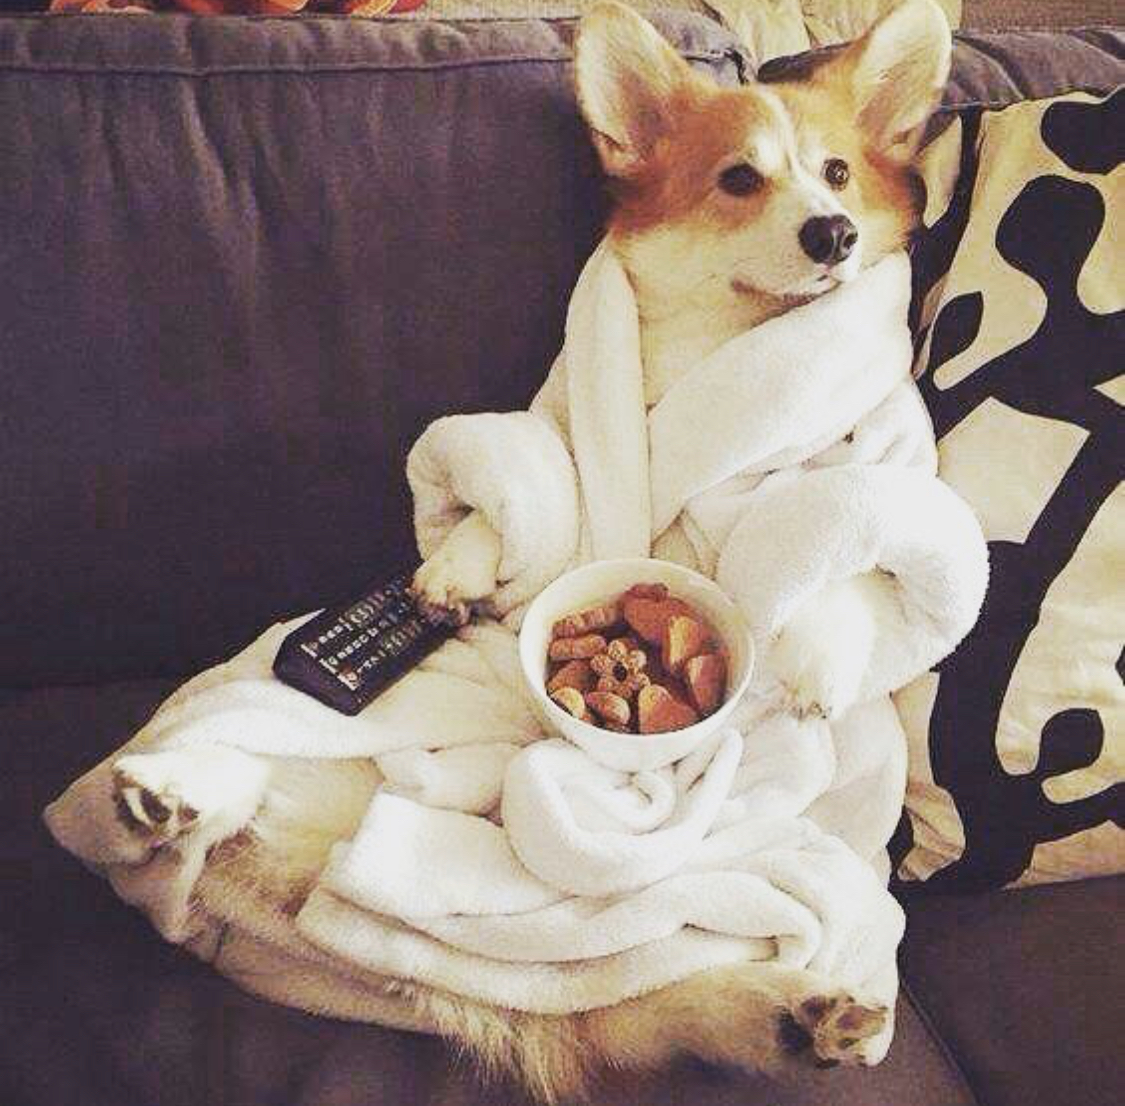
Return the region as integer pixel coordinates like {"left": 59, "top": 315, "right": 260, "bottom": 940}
{"left": 903, "top": 878, "right": 1125, "bottom": 1106}
{"left": 0, "top": 13, "right": 743, "bottom": 688}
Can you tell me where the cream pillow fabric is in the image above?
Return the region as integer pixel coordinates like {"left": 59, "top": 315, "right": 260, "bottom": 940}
{"left": 898, "top": 89, "right": 1123, "bottom": 890}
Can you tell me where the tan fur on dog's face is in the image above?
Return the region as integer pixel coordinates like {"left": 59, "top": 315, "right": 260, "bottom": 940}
{"left": 575, "top": 0, "right": 951, "bottom": 304}
{"left": 607, "top": 80, "right": 883, "bottom": 300}
{"left": 764, "top": 79, "right": 922, "bottom": 287}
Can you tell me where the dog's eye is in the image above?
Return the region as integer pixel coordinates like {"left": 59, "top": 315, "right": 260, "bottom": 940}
{"left": 823, "top": 158, "right": 850, "bottom": 189}
{"left": 718, "top": 163, "right": 763, "bottom": 196}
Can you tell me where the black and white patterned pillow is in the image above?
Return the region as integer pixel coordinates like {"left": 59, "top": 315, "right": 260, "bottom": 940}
{"left": 893, "top": 88, "right": 1124, "bottom": 892}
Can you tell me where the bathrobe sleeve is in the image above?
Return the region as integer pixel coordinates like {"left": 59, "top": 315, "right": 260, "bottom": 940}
{"left": 715, "top": 461, "right": 988, "bottom": 705}
{"left": 406, "top": 404, "right": 582, "bottom": 615}
{"left": 806, "top": 380, "right": 939, "bottom": 473}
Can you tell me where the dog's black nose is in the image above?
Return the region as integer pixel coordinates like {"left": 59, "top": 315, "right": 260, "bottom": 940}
{"left": 799, "top": 215, "right": 858, "bottom": 265}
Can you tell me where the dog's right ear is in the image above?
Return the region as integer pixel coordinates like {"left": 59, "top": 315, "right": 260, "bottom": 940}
{"left": 574, "top": 1, "right": 694, "bottom": 176}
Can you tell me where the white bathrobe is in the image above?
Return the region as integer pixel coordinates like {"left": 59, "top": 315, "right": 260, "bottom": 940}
{"left": 44, "top": 245, "right": 988, "bottom": 1057}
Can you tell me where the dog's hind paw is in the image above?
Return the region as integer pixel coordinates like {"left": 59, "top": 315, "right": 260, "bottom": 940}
{"left": 113, "top": 755, "right": 201, "bottom": 846}
{"left": 111, "top": 746, "right": 269, "bottom": 851}
{"left": 779, "top": 992, "right": 890, "bottom": 1068}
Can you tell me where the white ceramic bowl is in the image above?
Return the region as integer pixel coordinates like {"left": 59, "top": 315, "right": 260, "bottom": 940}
{"left": 519, "top": 558, "right": 754, "bottom": 771}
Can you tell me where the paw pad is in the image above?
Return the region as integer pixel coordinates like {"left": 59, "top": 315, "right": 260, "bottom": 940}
{"left": 112, "top": 762, "right": 200, "bottom": 845}
{"left": 786, "top": 991, "right": 889, "bottom": 1068}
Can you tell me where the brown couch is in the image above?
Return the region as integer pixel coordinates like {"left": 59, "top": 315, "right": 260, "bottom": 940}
{"left": 2, "top": 12, "right": 1122, "bottom": 1106}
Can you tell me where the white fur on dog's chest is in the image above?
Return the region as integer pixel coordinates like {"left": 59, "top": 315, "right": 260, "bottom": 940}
{"left": 639, "top": 285, "right": 782, "bottom": 407}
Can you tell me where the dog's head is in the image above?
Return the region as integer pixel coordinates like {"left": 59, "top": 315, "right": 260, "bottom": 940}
{"left": 575, "top": 0, "right": 951, "bottom": 302}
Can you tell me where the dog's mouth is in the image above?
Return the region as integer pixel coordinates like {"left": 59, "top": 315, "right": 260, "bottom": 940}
{"left": 797, "top": 272, "right": 840, "bottom": 294}
{"left": 805, "top": 269, "right": 848, "bottom": 293}
{"left": 732, "top": 266, "right": 851, "bottom": 301}
{"left": 728, "top": 246, "right": 863, "bottom": 301}
{"left": 783, "top": 255, "right": 862, "bottom": 297}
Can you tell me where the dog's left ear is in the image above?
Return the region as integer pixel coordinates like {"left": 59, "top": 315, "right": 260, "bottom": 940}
{"left": 835, "top": 0, "right": 952, "bottom": 155}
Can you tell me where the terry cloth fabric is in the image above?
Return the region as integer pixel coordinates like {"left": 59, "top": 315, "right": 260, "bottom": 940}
{"left": 45, "top": 243, "right": 986, "bottom": 1051}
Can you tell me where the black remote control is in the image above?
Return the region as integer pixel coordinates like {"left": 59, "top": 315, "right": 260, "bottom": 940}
{"left": 273, "top": 571, "right": 458, "bottom": 715}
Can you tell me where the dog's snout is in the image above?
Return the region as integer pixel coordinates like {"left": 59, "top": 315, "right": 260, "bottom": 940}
{"left": 799, "top": 215, "right": 858, "bottom": 266}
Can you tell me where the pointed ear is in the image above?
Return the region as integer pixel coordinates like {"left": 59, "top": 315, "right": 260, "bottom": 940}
{"left": 574, "top": 1, "right": 696, "bottom": 176}
{"left": 835, "top": 0, "right": 952, "bottom": 155}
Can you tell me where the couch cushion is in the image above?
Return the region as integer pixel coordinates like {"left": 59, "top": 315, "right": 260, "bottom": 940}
{"left": 902, "top": 877, "right": 1125, "bottom": 1106}
{"left": 962, "top": 1, "right": 1122, "bottom": 31}
{"left": 941, "top": 27, "right": 1125, "bottom": 109}
{"left": 758, "top": 25, "right": 1125, "bottom": 112}
{"left": 4, "top": 17, "right": 1123, "bottom": 690}
{"left": 6, "top": 16, "right": 1123, "bottom": 692}
{"left": 0, "top": 13, "right": 743, "bottom": 688}
{"left": 3, "top": 680, "right": 976, "bottom": 1106}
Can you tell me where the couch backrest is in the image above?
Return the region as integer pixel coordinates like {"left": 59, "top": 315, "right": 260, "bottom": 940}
{"left": 0, "top": 13, "right": 743, "bottom": 685}
{"left": 2, "top": 15, "right": 1121, "bottom": 686}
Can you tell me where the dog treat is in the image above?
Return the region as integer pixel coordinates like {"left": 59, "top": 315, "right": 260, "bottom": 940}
{"left": 547, "top": 659, "right": 596, "bottom": 695}
{"left": 586, "top": 690, "right": 631, "bottom": 730}
{"left": 550, "top": 686, "right": 591, "bottom": 721}
{"left": 637, "top": 684, "right": 700, "bottom": 734}
{"left": 548, "top": 633, "right": 607, "bottom": 662}
{"left": 622, "top": 595, "right": 695, "bottom": 646}
{"left": 624, "top": 582, "right": 668, "bottom": 601}
{"left": 552, "top": 600, "right": 622, "bottom": 639}
{"left": 590, "top": 638, "right": 650, "bottom": 699}
{"left": 545, "top": 583, "right": 729, "bottom": 735}
{"left": 684, "top": 653, "right": 726, "bottom": 715}
{"left": 662, "top": 615, "right": 713, "bottom": 676}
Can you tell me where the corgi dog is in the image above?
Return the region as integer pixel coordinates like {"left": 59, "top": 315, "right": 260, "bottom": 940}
{"left": 104, "top": 2, "right": 951, "bottom": 1101}
{"left": 413, "top": 0, "right": 948, "bottom": 721}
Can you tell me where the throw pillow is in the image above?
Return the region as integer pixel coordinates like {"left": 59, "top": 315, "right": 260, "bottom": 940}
{"left": 894, "top": 87, "right": 1123, "bottom": 891}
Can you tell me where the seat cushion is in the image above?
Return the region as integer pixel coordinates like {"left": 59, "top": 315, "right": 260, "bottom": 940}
{"left": 3, "top": 680, "right": 975, "bottom": 1106}
{"left": 902, "top": 878, "right": 1125, "bottom": 1106}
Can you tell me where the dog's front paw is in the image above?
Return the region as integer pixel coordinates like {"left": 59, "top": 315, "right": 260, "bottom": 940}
{"left": 113, "top": 755, "right": 202, "bottom": 847}
{"left": 770, "top": 629, "right": 864, "bottom": 722}
{"left": 768, "top": 572, "right": 898, "bottom": 720}
{"left": 779, "top": 991, "right": 890, "bottom": 1068}
{"left": 777, "top": 667, "right": 856, "bottom": 722}
{"left": 412, "top": 512, "right": 503, "bottom": 625}
{"left": 412, "top": 556, "right": 488, "bottom": 627}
